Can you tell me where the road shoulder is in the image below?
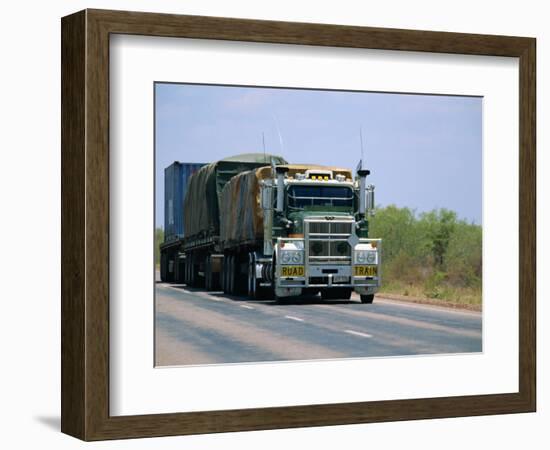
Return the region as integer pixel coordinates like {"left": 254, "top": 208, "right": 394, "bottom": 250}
{"left": 367, "top": 292, "right": 482, "bottom": 312}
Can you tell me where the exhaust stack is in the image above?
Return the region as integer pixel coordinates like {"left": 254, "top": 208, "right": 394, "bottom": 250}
{"left": 275, "top": 166, "right": 289, "bottom": 212}
{"left": 357, "top": 169, "right": 370, "bottom": 215}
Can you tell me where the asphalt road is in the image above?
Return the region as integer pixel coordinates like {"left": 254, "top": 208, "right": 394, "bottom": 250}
{"left": 155, "top": 278, "right": 482, "bottom": 366}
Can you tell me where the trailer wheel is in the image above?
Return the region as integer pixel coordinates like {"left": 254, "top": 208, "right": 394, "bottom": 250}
{"left": 190, "top": 253, "right": 204, "bottom": 288}
{"left": 230, "top": 254, "right": 237, "bottom": 295}
{"left": 225, "top": 255, "right": 230, "bottom": 294}
{"left": 174, "top": 256, "right": 185, "bottom": 284}
{"left": 188, "top": 252, "right": 196, "bottom": 287}
{"left": 223, "top": 254, "right": 233, "bottom": 294}
{"left": 160, "top": 253, "right": 167, "bottom": 282}
{"left": 221, "top": 256, "right": 227, "bottom": 293}
{"left": 166, "top": 254, "right": 175, "bottom": 283}
{"left": 225, "top": 255, "right": 233, "bottom": 295}
{"left": 188, "top": 253, "right": 194, "bottom": 286}
{"left": 184, "top": 253, "right": 190, "bottom": 285}
{"left": 205, "top": 255, "right": 212, "bottom": 291}
{"left": 360, "top": 294, "right": 375, "bottom": 304}
{"left": 247, "top": 253, "right": 255, "bottom": 298}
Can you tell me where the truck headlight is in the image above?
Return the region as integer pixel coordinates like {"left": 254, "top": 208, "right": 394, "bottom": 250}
{"left": 280, "top": 250, "right": 304, "bottom": 264}
{"left": 355, "top": 250, "right": 377, "bottom": 264}
{"left": 281, "top": 251, "right": 292, "bottom": 264}
{"left": 291, "top": 252, "right": 303, "bottom": 264}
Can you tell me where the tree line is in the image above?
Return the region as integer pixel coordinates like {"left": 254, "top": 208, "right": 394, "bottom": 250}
{"left": 369, "top": 205, "right": 482, "bottom": 304}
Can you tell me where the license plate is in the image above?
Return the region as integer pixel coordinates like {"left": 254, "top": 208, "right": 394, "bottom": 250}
{"left": 281, "top": 266, "right": 305, "bottom": 277}
{"left": 334, "top": 275, "right": 349, "bottom": 283}
{"left": 354, "top": 265, "right": 377, "bottom": 277}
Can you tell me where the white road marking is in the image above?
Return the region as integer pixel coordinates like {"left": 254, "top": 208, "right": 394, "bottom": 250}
{"left": 285, "top": 315, "right": 304, "bottom": 322}
{"left": 344, "top": 329, "right": 373, "bottom": 338}
{"left": 240, "top": 304, "right": 255, "bottom": 309}
{"left": 165, "top": 285, "right": 225, "bottom": 301}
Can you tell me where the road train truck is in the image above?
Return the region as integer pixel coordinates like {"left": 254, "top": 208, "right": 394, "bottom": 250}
{"left": 159, "top": 153, "right": 381, "bottom": 303}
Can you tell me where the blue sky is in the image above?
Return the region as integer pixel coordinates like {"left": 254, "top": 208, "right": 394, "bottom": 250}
{"left": 155, "top": 83, "right": 482, "bottom": 228}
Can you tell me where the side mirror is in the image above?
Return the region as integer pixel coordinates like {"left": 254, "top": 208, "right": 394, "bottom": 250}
{"left": 261, "top": 185, "right": 273, "bottom": 210}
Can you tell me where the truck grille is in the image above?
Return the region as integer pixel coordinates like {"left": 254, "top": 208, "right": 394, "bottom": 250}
{"left": 308, "top": 221, "right": 352, "bottom": 235}
{"left": 306, "top": 220, "right": 353, "bottom": 264}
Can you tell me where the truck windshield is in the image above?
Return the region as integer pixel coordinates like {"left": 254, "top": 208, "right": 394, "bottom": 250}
{"left": 288, "top": 185, "right": 353, "bottom": 209}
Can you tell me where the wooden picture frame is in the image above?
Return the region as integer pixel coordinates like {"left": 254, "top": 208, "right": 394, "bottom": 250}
{"left": 61, "top": 9, "right": 536, "bottom": 441}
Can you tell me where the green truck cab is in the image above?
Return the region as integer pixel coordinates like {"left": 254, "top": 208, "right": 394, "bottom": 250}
{"left": 253, "top": 164, "right": 380, "bottom": 303}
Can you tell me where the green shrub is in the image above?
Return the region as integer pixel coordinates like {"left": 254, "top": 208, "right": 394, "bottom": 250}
{"left": 369, "top": 205, "right": 481, "bottom": 304}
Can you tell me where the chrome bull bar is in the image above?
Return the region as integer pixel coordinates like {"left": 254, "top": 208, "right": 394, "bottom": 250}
{"left": 274, "top": 218, "right": 382, "bottom": 289}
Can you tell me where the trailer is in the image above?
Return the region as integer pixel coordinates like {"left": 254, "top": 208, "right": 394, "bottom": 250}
{"left": 160, "top": 154, "right": 287, "bottom": 286}
{"left": 159, "top": 161, "right": 205, "bottom": 282}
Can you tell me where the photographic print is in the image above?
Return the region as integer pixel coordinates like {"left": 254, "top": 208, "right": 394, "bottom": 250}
{"left": 60, "top": 10, "right": 536, "bottom": 439}
{"left": 154, "top": 83, "right": 482, "bottom": 367}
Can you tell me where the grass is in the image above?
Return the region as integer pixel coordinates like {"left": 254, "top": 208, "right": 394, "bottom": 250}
{"left": 379, "top": 279, "right": 481, "bottom": 307}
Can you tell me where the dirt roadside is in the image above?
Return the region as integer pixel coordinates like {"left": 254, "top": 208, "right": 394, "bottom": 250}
{"left": 374, "top": 291, "right": 482, "bottom": 312}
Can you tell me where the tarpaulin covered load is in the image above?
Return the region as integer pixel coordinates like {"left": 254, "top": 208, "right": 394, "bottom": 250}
{"left": 219, "top": 167, "right": 270, "bottom": 248}
{"left": 183, "top": 154, "right": 287, "bottom": 240}
{"left": 220, "top": 164, "right": 354, "bottom": 247}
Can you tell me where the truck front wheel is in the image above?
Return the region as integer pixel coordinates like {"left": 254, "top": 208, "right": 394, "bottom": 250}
{"left": 247, "top": 253, "right": 258, "bottom": 299}
{"left": 321, "top": 288, "right": 352, "bottom": 301}
{"left": 360, "top": 294, "right": 375, "bottom": 304}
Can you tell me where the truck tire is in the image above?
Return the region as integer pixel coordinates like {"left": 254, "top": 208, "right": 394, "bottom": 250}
{"left": 248, "top": 252, "right": 269, "bottom": 299}
{"left": 211, "top": 256, "right": 221, "bottom": 291}
{"left": 166, "top": 254, "right": 175, "bottom": 283}
{"left": 160, "top": 253, "right": 167, "bottom": 282}
{"left": 274, "top": 293, "right": 289, "bottom": 304}
{"left": 174, "top": 257, "right": 185, "bottom": 284}
{"left": 221, "top": 257, "right": 228, "bottom": 293}
{"left": 270, "top": 255, "right": 288, "bottom": 304}
{"left": 184, "top": 254, "right": 190, "bottom": 285}
{"left": 321, "top": 288, "right": 352, "bottom": 301}
{"left": 231, "top": 254, "right": 237, "bottom": 295}
{"left": 205, "top": 255, "right": 213, "bottom": 291}
{"left": 188, "top": 254, "right": 194, "bottom": 285}
{"left": 247, "top": 253, "right": 256, "bottom": 299}
{"left": 228, "top": 254, "right": 235, "bottom": 295}
{"left": 189, "top": 253, "right": 204, "bottom": 288}
{"left": 234, "top": 254, "right": 247, "bottom": 295}
{"left": 223, "top": 254, "right": 233, "bottom": 294}
{"left": 225, "top": 255, "right": 230, "bottom": 294}
{"left": 360, "top": 294, "right": 375, "bottom": 304}
{"left": 188, "top": 253, "right": 196, "bottom": 287}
